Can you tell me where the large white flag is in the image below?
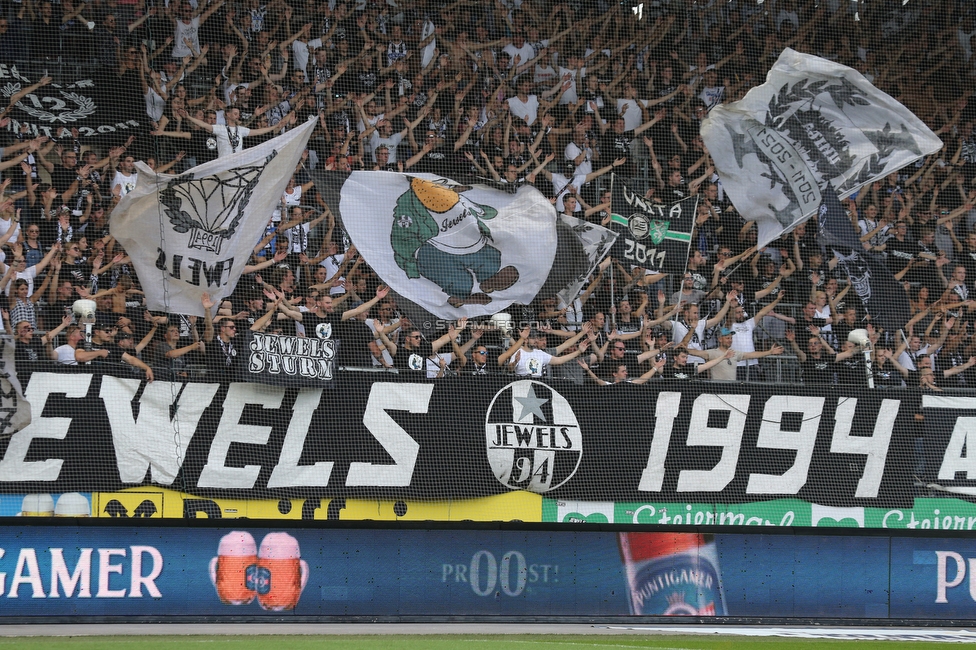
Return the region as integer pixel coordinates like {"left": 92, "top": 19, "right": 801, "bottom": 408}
{"left": 326, "top": 172, "right": 558, "bottom": 319}
{"left": 701, "top": 48, "right": 942, "bottom": 247}
{"left": 112, "top": 118, "right": 316, "bottom": 316}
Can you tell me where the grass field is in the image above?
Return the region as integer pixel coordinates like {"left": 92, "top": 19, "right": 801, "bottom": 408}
{"left": 0, "top": 635, "right": 965, "bottom": 649}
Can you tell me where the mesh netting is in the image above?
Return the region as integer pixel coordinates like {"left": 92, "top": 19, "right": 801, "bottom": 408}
{"left": 0, "top": 0, "right": 972, "bottom": 525}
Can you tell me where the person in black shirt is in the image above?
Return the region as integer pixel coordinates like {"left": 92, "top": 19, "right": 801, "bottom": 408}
{"left": 661, "top": 348, "right": 699, "bottom": 380}
{"left": 873, "top": 346, "right": 910, "bottom": 387}
{"left": 834, "top": 340, "right": 869, "bottom": 386}
{"left": 279, "top": 285, "right": 391, "bottom": 368}
{"left": 596, "top": 112, "right": 663, "bottom": 179}
{"left": 936, "top": 329, "right": 976, "bottom": 388}
{"left": 919, "top": 355, "right": 976, "bottom": 390}
{"left": 404, "top": 128, "right": 453, "bottom": 176}
{"left": 202, "top": 293, "right": 246, "bottom": 379}
{"left": 48, "top": 148, "right": 81, "bottom": 201}
{"left": 88, "top": 322, "right": 155, "bottom": 382}
{"left": 156, "top": 109, "right": 220, "bottom": 167}
{"left": 884, "top": 221, "right": 918, "bottom": 277}
{"left": 786, "top": 329, "right": 836, "bottom": 385}
{"left": 463, "top": 334, "right": 495, "bottom": 375}
{"left": 13, "top": 315, "right": 71, "bottom": 386}
{"left": 377, "top": 323, "right": 456, "bottom": 377}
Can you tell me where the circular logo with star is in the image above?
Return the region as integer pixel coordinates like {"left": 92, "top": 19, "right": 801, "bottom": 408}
{"left": 483, "top": 380, "right": 582, "bottom": 493}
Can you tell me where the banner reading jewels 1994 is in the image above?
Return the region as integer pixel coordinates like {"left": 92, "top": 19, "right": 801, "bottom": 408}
{"left": 0, "top": 371, "right": 917, "bottom": 506}
{"left": 1, "top": 524, "right": 976, "bottom": 620}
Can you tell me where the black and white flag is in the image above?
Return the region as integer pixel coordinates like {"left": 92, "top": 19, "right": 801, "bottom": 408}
{"left": 0, "top": 63, "right": 141, "bottom": 139}
{"left": 0, "top": 334, "right": 30, "bottom": 439}
{"left": 701, "top": 48, "right": 942, "bottom": 247}
{"left": 609, "top": 174, "right": 697, "bottom": 276}
{"left": 112, "top": 118, "right": 316, "bottom": 316}
{"left": 817, "top": 183, "right": 910, "bottom": 333}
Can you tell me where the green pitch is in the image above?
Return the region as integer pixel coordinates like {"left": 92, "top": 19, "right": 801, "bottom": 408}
{"left": 0, "top": 636, "right": 960, "bottom": 649}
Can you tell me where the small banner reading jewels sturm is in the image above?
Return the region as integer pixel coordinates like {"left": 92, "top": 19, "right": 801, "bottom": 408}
{"left": 701, "top": 48, "right": 942, "bottom": 247}
{"left": 239, "top": 331, "right": 337, "bottom": 388}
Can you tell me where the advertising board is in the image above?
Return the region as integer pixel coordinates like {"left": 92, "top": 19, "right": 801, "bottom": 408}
{"left": 0, "top": 524, "right": 974, "bottom": 620}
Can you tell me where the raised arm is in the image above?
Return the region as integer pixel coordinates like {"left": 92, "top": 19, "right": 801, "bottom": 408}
{"left": 497, "top": 326, "right": 529, "bottom": 366}
{"left": 341, "top": 285, "right": 389, "bottom": 321}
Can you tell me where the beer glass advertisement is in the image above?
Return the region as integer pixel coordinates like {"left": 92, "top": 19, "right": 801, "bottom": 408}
{"left": 0, "top": 525, "right": 968, "bottom": 619}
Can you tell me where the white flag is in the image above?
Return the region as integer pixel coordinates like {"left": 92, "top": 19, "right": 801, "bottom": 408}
{"left": 0, "top": 334, "right": 30, "bottom": 438}
{"left": 701, "top": 48, "right": 942, "bottom": 247}
{"left": 111, "top": 118, "right": 316, "bottom": 316}
{"left": 334, "top": 172, "right": 557, "bottom": 319}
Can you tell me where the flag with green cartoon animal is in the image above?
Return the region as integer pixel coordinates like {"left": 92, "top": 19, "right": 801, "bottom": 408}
{"left": 312, "top": 171, "right": 560, "bottom": 319}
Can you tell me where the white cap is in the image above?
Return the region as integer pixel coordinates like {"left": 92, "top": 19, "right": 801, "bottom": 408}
{"left": 21, "top": 493, "right": 54, "bottom": 516}
{"left": 55, "top": 492, "right": 91, "bottom": 517}
{"left": 218, "top": 531, "right": 258, "bottom": 557}
{"left": 258, "top": 532, "right": 301, "bottom": 560}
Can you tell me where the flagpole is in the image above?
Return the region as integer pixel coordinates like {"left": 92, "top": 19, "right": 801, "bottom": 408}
{"left": 610, "top": 261, "right": 617, "bottom": 333}
{"left": 608, "top": 173, "right": 617, "bottom": 334}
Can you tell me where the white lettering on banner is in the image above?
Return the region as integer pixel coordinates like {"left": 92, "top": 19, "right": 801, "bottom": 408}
{"left": 198, "top": 384, "right": 284, "bottom": 489}
{"left": 0, "top": 375, "right": 910, "bottom": 496}
{"left": 747, "top": 124, "right": 821, "bottom": 216}
{"left": 0, "top": 547, "right": 163, "bottom": 599}
{"left": 940, "top": 416, "right": 976, "bottom": 480}
{"left": 267, "top": 388, "right": 333, "bottom": 488}
{"left": 100, "top": 377, "right": 220, "bottom": 484}
{"left": 0, "top": 374, "right": 92, "bottom": 482}
{"left": 9, "top": 549, "right": 43, "bottom": 598}
{"left": 622, "top": 185, "right": 685, "bottom": 221}
{"left": 97, "top": 549, "right": 126, "bottom": 598}
{"left": 346, "top": 383, "right": 432, "bottom": 487}
{"left": 676, "top": 394, "right": 750, "bottom": 492}
{"left": 935, "top": 551, "right": 976, "bottom": 604}
{"left": 129, "top": 546, "right": 163, "bottom": 597}
{"left": 637, "top": 392, "right": 681, "bottom": 492}
{"left": 921, "top": 396, "right": 976, "bottom": 486}
{"left": 247, "top": 333, "right": 336, "bottom": 379}
{"left": 441, "top": 550, "right": 557, "bottom": 598}
{"left": 830, "top": 398, "right": 898, "bottom": 497}
{"left": 49, "top": 548, "right": 92, "bottom": 598}
{"left": 746, "top": 396, "right": 825, "bottom": 494}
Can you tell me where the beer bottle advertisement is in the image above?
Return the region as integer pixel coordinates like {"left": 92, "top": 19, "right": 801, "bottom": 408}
{"left": 618, "top": 533, "right": 727, "bottom": 616}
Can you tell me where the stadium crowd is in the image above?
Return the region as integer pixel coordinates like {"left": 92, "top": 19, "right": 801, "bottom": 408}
{"left": 1, "top": 0, "right": 976, "bottom": 389}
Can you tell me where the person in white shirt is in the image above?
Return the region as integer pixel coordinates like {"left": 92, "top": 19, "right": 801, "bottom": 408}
{"left": 564, "top": 127, "right": 594, "bottom": 176}
{"left": 728, "top": 291, "right": 787, "bottom": 381}
{"left": 282, "top": 175, "right": 314, "bottom": 209}
{"left": 366, "top": 119, "right": 407, "bottom": 163}
{"left": 497, "top": 327, "right": 582, "bottom": 377}
{"left": 289, "top": 25, "right": 323, "bottom": 75}
{"left": 170, "top": 0, "right": 224, "bottom": 59}
{"left": 506, "top": 76, "right": 540, "bottom": 126}
{"left": 672, "top": 300, "right": 731, "bottom": 364}
{"left": 182, "top": 106, "right": 294, "bottom": 157}
{"left": 502, "top": 31, "right": 536, "bottom": 69}
{"left": 113, "top": 155, "right": 138, "bottom": 198}
{"left": 3, "top": 242, "right": 60, "bottom": 297}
